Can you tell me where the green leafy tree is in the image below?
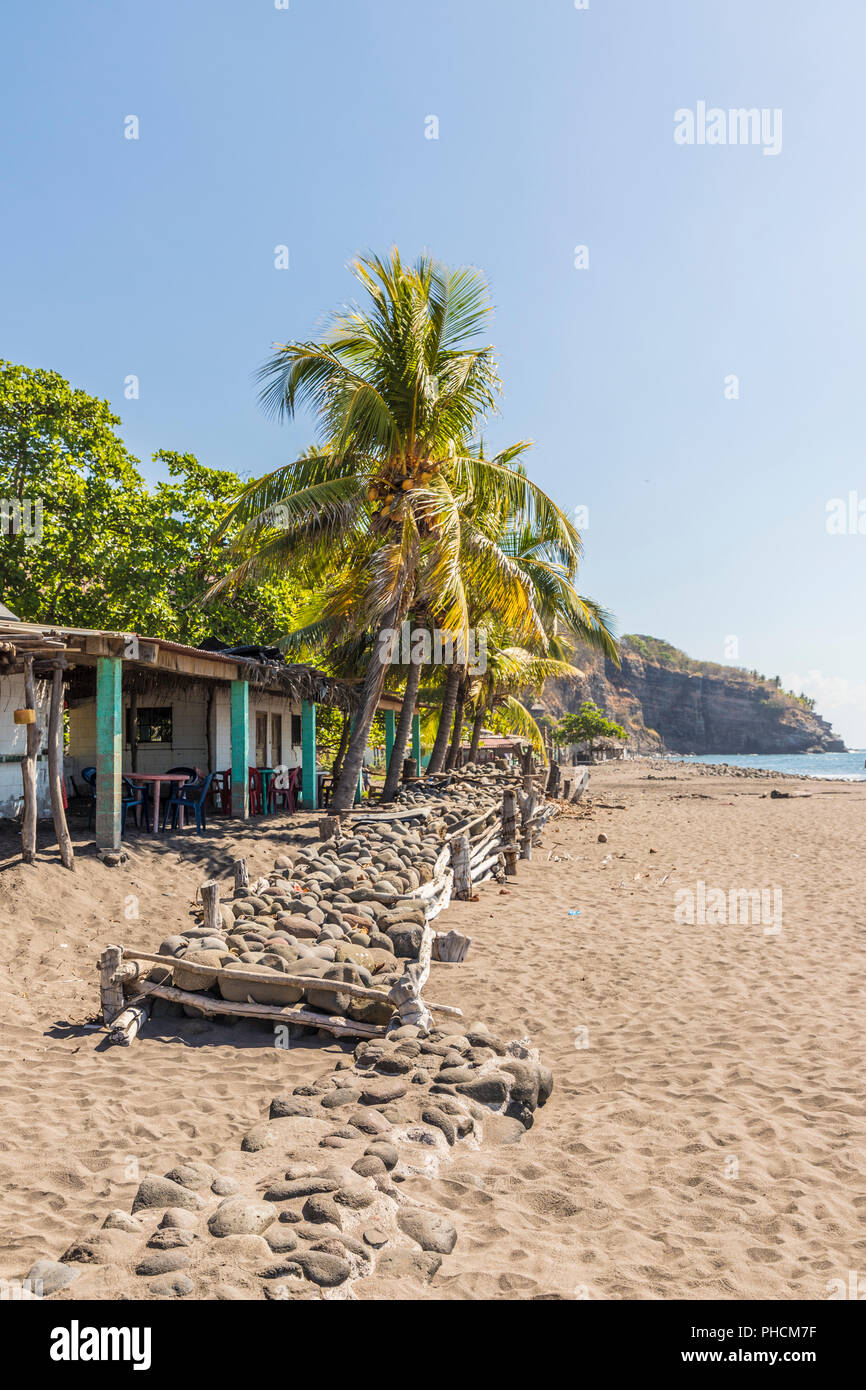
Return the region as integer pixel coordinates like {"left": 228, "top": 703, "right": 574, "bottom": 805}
{"left": 557, "top": 700, "right": 627, "bottom": 760}
{"left": 0, "top": 362, "right": 308, "bottom": 642}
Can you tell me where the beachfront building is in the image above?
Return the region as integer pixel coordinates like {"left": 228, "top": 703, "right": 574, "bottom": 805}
{"left": 0, "top": 615, "right": 419, "bottom": 851}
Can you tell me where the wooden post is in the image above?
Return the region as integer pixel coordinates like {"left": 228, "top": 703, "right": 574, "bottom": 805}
{"left": 450, "top": 832, "right": 471, "bottom": 900}
{"left": 301, "top": 700, "right": 317, "bottom": 810}
{"left": 230, "top": 678, "right": 249, "bottom": 819}
{"left": 201, "top": 879, "right": 220, "bottom": 933}
{"left": 47, "top": 664, "right": 74, "bottom": 870}
{"left": 318, "top": 815, "right": 342, "bottom": 842}
{"left": 384, "top": 709, "right": 395, "bottom": 768}
{"left": 95, "top": 656, "right": 122, "bottom": 850}
{"left": 519, "top": 789, "right": 537, "bottom": 861}
{"left": 20, "top": 655, "right": 41, "bottom": 864}
{"left": 233, "top": 857, "right": 249, "bottom": 892}
{"left": 411, "top": 713, "right": 422, "bottom": 770}
{"left": 502, "top": 788, "right": 518, "bottom": 876}
{"left": 99, "top": 944, "right": 125, "bottom": 1024}
{"left": 387, "top": 922, "right": 434, "bottom": 1033}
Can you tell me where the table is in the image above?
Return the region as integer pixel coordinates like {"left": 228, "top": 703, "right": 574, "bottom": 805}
{"left": 125, "top": 773, "right": 190, "bottom": 835}
{"left": 258, "top": 767, "right": 275, "bottom": 816}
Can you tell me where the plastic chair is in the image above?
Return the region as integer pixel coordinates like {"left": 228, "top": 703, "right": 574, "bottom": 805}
{"left": 81, "top": 766, "right": 97, "bottom": 828}
{"left": 161, "top": 772, "right": 215, "bottom": 834}
{"left": 269, "top": 765, "right": 300, "bottom": 814}
{"left": 211, "top": 770, "right": 232, "bottom": 816}
{"left": 121, "top": 776, "right": 146, "bottom": 833}
{"left": 248, "top": 767, "right": 264, "bottom": 815}
{"left": 82, "top": 767, "right": 146, "bottom": 834}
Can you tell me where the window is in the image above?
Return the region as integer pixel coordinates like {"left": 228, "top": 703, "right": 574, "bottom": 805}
{"left": 126, "top": 706, "right": 172, "bottom": 745}
{"left": 271, "top": 713, "right": 283, "bottom": 765}
{"left": 291, "top": 713, "right": 302, "bottom": 746}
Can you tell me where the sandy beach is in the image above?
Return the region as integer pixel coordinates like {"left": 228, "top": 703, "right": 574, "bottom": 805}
{"left": 2, "top": 760, "right": 865, "bottom": 1301}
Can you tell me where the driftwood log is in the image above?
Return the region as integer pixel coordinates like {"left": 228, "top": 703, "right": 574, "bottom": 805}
{"left": 388, "top": 922, "right": 434, "bottom": 1033}
{"left": 433, "top": 929, "right": 472, "bottom": 963}
{"left": 131, "top": 980, "right": 387, "bottom": 1039}
{"left": 117, "top": 947, "right": 461, "bottom": 1019}
{"left": 233, "top": 858, "right": 249, "bottom": 892}
{"left": 501, "top": 788, "right": 518, "bottom": 876}
{"left": 450, "top": 832, "right": 471, "bottom": 900}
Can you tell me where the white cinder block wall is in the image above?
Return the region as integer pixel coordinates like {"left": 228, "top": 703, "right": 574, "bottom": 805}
{"left": 0, "top": 673, "right": 51, "bottom": 817}
{"left": 66, "top": 685, "right": 304, "bottom": 784}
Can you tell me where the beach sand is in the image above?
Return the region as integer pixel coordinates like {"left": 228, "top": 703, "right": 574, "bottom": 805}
{"left": 1, "top": 761, "right": 864, "bottom": 1300}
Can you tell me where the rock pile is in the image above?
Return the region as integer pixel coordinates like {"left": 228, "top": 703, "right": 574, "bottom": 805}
{"left": 144, "top": 764, "right": 539, "bottom": 1032}
{"left": 24, "top": 1022, "right": 553, "bottom": 1299}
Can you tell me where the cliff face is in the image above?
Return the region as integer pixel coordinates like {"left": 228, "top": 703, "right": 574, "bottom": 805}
{"left": 545, "top": 635, "right": 846, "bottom": 755}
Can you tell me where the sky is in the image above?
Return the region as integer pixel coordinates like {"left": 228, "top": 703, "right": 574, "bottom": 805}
{"left": 2, "top": 0, "right": 865, "bottom": 743}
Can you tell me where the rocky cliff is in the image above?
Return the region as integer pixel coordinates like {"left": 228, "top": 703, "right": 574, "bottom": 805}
{"left": 544, "top": 635, "right": 846, "bottom": 755}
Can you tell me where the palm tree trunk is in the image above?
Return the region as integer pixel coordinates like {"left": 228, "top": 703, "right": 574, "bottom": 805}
{"left": 331, "top": 712, "right": 351, "bottom": 779}
{"left": 381, "top": 643, "right": 424, "bottom": 803}
{"left": 444, "top": 674, "right": 468, "bottom": 771}
{"left": 468, "top": 703, "right": 486, "bottom": 762}
{"left": 425, "top": 665, "right": 460, "bottom": 775}
{"left": 330, "top": 599, "right": 404, "bottom": 813}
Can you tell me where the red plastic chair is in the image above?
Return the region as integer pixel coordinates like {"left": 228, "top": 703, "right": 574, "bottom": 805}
{"left": 248, "top": 767, "right": 264, "bottom": 815}
{"left": 269, "top": 765, "right": 300, "bottom": 814}
{"left": 211, "top": 770, "right": 232, "bottom": 817}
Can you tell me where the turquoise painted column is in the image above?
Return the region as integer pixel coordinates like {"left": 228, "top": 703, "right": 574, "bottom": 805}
{"left": 230, "top": 680, "right": 249, "bottom": 819}
{"left": 384, "top": 709, "right": 395, "bottom": 766}
{"left": 411, "top": 713, "right": 422, "bottom": 769}
{"left": 95, "top": 656, "right": 122, "bottom": 849}
{"left": 301, "top": 701, "right": 317, "bottom": 810}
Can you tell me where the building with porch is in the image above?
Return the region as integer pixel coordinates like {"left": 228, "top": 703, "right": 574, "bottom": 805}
{"left": 0, "top": 616, "right": 421, "bottom": 849}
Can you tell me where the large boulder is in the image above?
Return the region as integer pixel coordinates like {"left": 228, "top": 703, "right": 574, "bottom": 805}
{"left": 208, "top": 1197, "right": 276, "bottom": 1238}
{"left": 218, "top": 961, "right": 304, "bottom": 1006}
{"left": 132, "top": 1174, "right": 205, "bottom": 1214}
{"left": 172, "top": 949, "right": 230, "bottom": 992}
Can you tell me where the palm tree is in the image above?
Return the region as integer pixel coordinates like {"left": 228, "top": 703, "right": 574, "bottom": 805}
{"left": 213, "top": 250, "right": 582, "bottom": 812}
{"left": 467, "top": 644, "right": 582, "bottom": 759}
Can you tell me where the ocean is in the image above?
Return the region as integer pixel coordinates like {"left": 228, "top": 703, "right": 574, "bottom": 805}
{"left": 667, "top": 752, "right": 866, "bottom": 781}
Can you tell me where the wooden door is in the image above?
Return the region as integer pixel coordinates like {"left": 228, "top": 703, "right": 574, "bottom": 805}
{"left": 255, "top": 712, "right": 268, "bottom": 767}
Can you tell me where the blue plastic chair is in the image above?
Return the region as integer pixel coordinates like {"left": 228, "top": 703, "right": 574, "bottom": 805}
{"left": 81, "top": 766, "right": 146, "bottom": 834}
{"left": 81, "top": 766, "right": 97, "bottom": 828}
{"left": 121, "top": 776, "right": 146, "bottom": 833}
{"left": 161, "top": 771, "right": 215, "bottom": 833}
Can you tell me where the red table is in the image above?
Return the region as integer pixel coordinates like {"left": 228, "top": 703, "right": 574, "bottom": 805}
{"left": 125, "top": 772, "right": 190, "bottom": 835}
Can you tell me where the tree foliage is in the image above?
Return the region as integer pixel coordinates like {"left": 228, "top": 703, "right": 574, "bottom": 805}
{"left": 0, "top": 362, "right": 308, "bottom": 643}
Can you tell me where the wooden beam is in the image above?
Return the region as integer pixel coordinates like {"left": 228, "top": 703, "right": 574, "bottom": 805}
{"left": 47, "top": 665, "right": 74, "bottom": 870}
{"left": 127, "top": 979, "right": 387, "bottom": 1039}
{"left": 96, "top": 656, "right": 123, "bottom": 849}
{"left": 120, "top": 947, "right": 460, "bottom": 1017}
{"left": 20, "top": 655, "right": 41, "bottom": 864}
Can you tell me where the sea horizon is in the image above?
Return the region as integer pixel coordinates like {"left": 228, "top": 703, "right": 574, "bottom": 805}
{"left": 666, "top": 751, "right": 866, "bottom": 780}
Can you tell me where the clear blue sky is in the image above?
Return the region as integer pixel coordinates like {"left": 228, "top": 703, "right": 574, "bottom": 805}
{"left": 3, "top": 0, "right": 865, "bottom": 742}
